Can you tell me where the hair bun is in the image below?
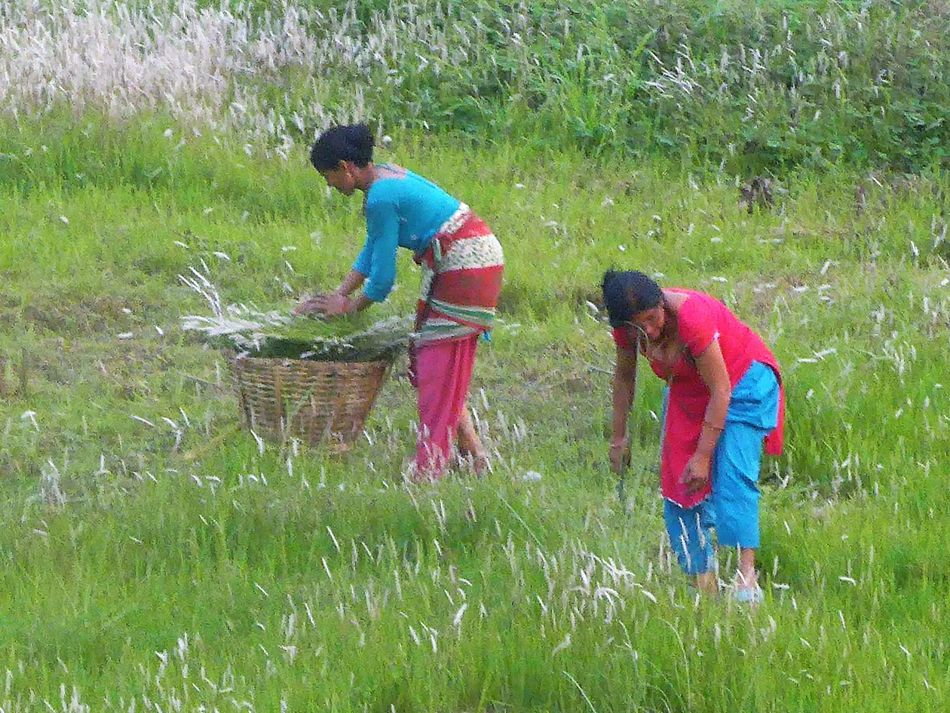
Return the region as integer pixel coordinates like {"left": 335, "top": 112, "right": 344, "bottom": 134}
{"left": 310, "top": 122, "right": 375, "bottom": 171}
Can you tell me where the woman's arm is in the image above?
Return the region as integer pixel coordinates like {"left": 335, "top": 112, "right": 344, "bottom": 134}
{"left": 609, "top": 344, "right": 638, "bottom": 473}
{"left": 335, "top": 269, "right": 366, "bottom": 296}
{"left": 314, "top": 270, "right": 371, "bottom": 315}
{"left": 318, "top": 202, "right": 399, "bottom": 315}
{"left": 358, "top": 198, "right": 400, "bottom": 303}
{"left": 682, "top": 338, "right": 731, "bottom": 492}
{"left": 295, "top": 198, "right": 399, "bottom": 317}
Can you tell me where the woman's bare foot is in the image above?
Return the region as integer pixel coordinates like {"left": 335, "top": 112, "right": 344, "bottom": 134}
{"left": 733, "top": 548, "right": 763, "bottom": 604}
{"left": 471, "top": 454, "right": 491, "bottom": 475}
{"left": 696, "top": 571, "right": 719, "bottom": 595}
{"left": 455, "top": 407, "right": 489, "bottom": 475}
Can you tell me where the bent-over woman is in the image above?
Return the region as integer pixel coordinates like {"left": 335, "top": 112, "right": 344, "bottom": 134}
{"left": 296, "top": 124, "right": 504, "bottom": 481}
{"left": 602, "top": 270, "right": 785, "bottom": 602}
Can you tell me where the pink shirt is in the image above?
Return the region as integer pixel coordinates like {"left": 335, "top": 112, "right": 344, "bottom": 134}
{"left": 613, "top": 289, "right": 785, "bottom": 506}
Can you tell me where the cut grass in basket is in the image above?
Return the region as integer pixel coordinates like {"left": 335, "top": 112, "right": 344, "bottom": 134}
{"left": 180, "top": 266, "right": 411, "bottom": 362}
{"left": 253, "top": 313, "right": 412, "bottom": 362}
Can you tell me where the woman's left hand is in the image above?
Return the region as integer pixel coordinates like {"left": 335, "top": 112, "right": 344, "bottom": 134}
{"left": 293, "top": 293, "right": 330, "bottom": 316}
{"left": 681, "top": 453, "right": 711, "bottom": 494}
{"left": 313, "top": 293, "right": 353, "bottom": 316}
{"left": 294, "top": 293, "right": 353, "bottom": 317}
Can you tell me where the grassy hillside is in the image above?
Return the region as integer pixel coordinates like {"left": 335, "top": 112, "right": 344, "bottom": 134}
{"left": 0, "top": 2, "right": 947, "bottom": 710}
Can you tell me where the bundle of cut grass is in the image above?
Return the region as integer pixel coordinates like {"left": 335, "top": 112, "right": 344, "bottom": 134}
{"left": 180, "top": 267, "right": 412, "bottom": 362}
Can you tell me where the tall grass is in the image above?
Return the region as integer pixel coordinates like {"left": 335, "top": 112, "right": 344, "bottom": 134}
{"left": 2, "top": 0, "right": 947, "bottom": 171}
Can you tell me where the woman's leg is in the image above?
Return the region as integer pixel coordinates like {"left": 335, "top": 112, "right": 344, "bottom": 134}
{"left": 455, "top": 406, "right": 489, "bottom": 473}
{"left": 663, "top": 499, "right": 717, "bottom": 593}
{"left": 413, "top": 335, "right": 479, "bottom": 481}
{"left": 659, "top": 387, "right": 717, "bottom": 590}
{"left": 711, "top": 420, "right": 769, "bottom": 595}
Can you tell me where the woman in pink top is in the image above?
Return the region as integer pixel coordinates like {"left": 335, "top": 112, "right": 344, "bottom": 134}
{"left": 602, "top": 270, "right": 785, "bottom": 602}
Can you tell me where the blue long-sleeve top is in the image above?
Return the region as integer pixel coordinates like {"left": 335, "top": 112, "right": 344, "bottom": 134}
{"left": 352, "top": 165, "right": 460, "bottom": 302}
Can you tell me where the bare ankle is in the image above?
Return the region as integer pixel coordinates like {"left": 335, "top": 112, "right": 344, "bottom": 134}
{"left": 696, "top": 571, "right": 719, "bottom": 594}
{"left": 472, "top": 454, "right": 490, "bottom": 475}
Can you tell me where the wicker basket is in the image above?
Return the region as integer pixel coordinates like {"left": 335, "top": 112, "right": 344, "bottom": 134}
{"left": 229, "top": 353, "right": 393, "bottom": 451}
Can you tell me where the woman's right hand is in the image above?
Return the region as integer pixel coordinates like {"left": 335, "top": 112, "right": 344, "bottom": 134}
{"left": 609, "top": 437, "right": 631, "bottom": 474}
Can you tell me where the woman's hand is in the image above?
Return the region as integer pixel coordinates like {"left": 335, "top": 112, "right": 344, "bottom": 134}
{"left": 293, "top": 293, "right": 330, "bottom": 316}
{"left": 680, "top": 453, "right": 711, "bottom": 494}
{"left": 312, "top": 293, "right": 353, "bottom": 316}
{"left": 293, "top": 271, "right": 367, "bottom": 316}
{"left": 609, "top": 437, "right": 631, "bottom": 474}
{"left": 293, "top": 292, "right": 352, "bottom": 317}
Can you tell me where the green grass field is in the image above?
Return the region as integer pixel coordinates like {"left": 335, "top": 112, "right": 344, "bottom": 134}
{"left": 2, "top": 126, "right": 947, "bottom": 711}
{"left": 1, "top": 1, "right": 948, "bottom": 711}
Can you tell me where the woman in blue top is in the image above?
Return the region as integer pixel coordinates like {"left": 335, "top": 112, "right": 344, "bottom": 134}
{"left": 295, "top": 124, "right": 504, "bottom": 481}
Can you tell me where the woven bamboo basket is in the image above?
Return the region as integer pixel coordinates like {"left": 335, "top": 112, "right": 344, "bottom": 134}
{"left": 229, "top": 353, "right": 393, "bottom": 451}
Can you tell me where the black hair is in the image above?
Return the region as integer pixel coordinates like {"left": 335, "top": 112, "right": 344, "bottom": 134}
{"left": 601, "top": 270, "right": 663, "bottom": 327}
{"left": 310, "top": 123, "right": 374, "bottom": 171}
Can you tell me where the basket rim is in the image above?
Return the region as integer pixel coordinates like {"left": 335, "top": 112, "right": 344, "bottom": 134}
{"left": 227, "top": 350, "right": 398, "bottom": 367}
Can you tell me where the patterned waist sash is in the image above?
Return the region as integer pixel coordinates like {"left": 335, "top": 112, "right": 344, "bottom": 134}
{"left": 413, "top": 203, "right": 504, "bottom": 345}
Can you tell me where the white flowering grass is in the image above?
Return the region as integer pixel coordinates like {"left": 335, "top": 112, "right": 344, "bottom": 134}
{"left": 3, "top": 0, "right": 944, "bottom": 169}
{"left": 0, "top": 0, "right": 360, "bottom": 148}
